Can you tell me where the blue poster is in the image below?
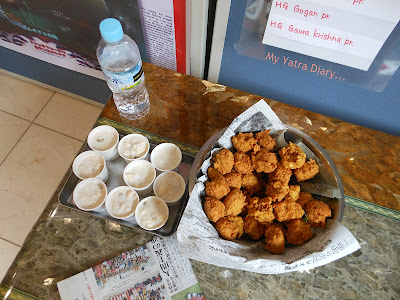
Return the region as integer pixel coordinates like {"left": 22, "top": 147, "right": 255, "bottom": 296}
{"left": 216, "top": 0, "right": 400, "bottom": 136}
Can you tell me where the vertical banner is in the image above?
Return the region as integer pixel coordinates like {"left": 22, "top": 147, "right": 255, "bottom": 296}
{"left": 173, "top": 0, "right": 187, "bottom": 74}
{"left": 138, "top": 0, "right": 187, "bottom": 73}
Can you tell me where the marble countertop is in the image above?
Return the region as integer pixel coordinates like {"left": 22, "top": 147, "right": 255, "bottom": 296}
{"left": 1, "top": 63, "right": 399, "bottom": 299}
{"left": 100, "top": 63, "right": 400, "bottom": 211}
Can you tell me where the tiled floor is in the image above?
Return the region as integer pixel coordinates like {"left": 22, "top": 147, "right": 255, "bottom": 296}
{"left": 0, "top": 72, "right": 104, "bottom": 281}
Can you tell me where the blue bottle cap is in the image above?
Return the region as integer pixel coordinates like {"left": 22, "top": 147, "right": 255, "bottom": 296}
{"left": 99, "top": 18, "right": 124, "bottom": 43}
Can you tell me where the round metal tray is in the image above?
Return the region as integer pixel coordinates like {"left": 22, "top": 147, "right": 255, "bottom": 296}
{"left": 188, "top": 125, "right": 345, "bottom": 222}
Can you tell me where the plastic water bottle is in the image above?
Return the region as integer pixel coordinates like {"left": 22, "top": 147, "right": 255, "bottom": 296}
{"left": 97, "top": 18, "right": 149, "bottom": 119}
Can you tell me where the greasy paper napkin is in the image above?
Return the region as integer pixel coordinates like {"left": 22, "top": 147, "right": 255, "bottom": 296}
{"left": 177, "top": 100, "right": 360, "bottom": 274}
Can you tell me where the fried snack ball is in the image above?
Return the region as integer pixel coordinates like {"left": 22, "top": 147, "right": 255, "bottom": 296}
{"left": 213, "top": 148, "right": 234, "bottom": 175}
{"left": 270, "top": 221, "right": 285, "bottom": 232}
{"left": 247, "top": 196, "right": 275, "bottom": 225}
{"left": 273, "top": 200, "right": 304, "bottom": 222}
{"left": 224, "top": 171, "right": 242, "bottom": 189}
{"left": 297, "top": 191, "right": 313, "bottom": 208}
{"left": 243, "top": 215, "right": 265, "bottom": 240}
{"left": 232, "top": 132, "right": 257, "bottom": 153}
{"left": 215, "top": 216, "right": 244, "bottom": 240}
{"left": 207, "top": 166, "right": 222, "bottom": 180}
{"left": 304, "top": 200, "right": 332, "bottom": 228}
{"left": 205, "top": 177, "right": 231, "bottom": 199}
{"left": 251, "top": 149, "right": 278, "bottom": 173}
{"left": 264, "top": 224, "right": 285, "bottom": 254}
{"left": 267, "top": 162, "right": 292, "bottom": 184}
{"left": 255, "top": 129, "right": 276, "bottom": 151}
{"left": 242, "top": 173, "right": 263, "bottom": 195}
{"left": 223, "top": 189, "right": 247, "bottom": 216}
{"left": 294, "top": 159, "right": 319, "bottom": 181}
{"left": 240, "top": 196, "right": 251, "bottom": 216}
{"left": 285, "top": 219, "right": 313, "bottom": 245}
{"left": 265, "top": 180, "right": 290, "bottom": 202}
{"left": 234, "top": 152, "right": 254, "bottom": 174}
{"left": 204, "top": 197, "right": 225, "bottom": 223}
{"left": 279, "top": 142, "right": 306, "bottom": 169}
{"left": 284, "top": 185, "right": 301, "bottom": 202}
{"left": 252, "top": 143, "right": 261, "bottom": 154}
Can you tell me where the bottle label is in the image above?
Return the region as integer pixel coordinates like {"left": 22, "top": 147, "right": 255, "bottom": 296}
{"left": 103, "top": 61, "right": 144, "bottom": 91}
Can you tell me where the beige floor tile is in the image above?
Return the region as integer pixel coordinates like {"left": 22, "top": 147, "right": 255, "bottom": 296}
{"left": 35, "top": 93, "right": 103, "bottom": 141}
{"left": 0, "top": 73, "right": 54, "bottom": 121}
{"left": 0, "top": 239, "right": 20, "bottom": 282}
{"left": 0, "top": 124, "right": 84, "bottom": 245}
{"left": 0, "top": 111, "right": 30, "bottom": 163}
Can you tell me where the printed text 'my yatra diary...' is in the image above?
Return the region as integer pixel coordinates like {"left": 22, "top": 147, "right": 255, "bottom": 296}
{"left": 266, "top": 52, "right": 336, "bottom": 79}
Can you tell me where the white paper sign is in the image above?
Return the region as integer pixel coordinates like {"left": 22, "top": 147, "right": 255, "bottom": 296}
{"left": 262, "top": 0, "right": 400, "bottom": 71}
{"left": 138, "top": 0, "right": 177, "bottom": 70}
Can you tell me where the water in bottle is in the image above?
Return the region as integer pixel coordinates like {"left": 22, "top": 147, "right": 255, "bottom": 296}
{"left": 97, "top": 18, "right": 150, "bottom": 119}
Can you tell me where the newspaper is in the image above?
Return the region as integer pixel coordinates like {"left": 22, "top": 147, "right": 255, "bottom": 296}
{"left": 57, "top": 235, "right": 205, "bottom": 300}
{"left": 177, "top": 100, "right": 360, "bottom": 274}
